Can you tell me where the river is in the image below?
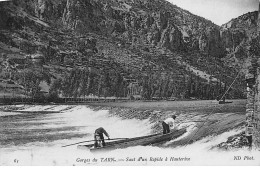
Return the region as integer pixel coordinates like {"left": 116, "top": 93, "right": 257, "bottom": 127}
{"left": 0, "top": 104, "right": 259, "bottom": 166}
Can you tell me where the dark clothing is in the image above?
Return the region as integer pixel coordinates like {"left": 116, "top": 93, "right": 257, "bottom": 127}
{"left": 162, "top": 121, "right": 170, "bottom": 134}
{"left": 246, "top": 135, "right": 252, "bottom": 147}
{"left": 95, "top": 127, "right": 109, "bottom": 137}
{"left": 94, "top": 133, "right": 106, "bottom": 147}
{"left": 94, "top": 127, "right": 109, "bottom": 147}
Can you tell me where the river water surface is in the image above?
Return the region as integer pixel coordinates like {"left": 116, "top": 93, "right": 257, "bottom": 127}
{"left": 0, "top": 104, "right": 259, "bottom": 166}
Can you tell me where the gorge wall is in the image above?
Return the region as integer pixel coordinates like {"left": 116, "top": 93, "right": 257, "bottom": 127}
{"left": 0, "top": 0, "right": 258, "bottom": 101}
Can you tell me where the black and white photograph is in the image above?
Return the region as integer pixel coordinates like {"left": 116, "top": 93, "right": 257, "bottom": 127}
{"left": 0, "top": 0, "right": 259, "bottom": 166}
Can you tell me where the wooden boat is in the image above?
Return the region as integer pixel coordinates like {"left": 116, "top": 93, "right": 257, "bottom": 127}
{"left": 78, "top": 128, "right": 186, "bottom": 152}
{"left": 218, "top": 100, "right": 233, "bottom": 104}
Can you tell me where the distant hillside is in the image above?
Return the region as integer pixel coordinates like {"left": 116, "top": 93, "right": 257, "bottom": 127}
{"left": 1, "top": 0, "right": 256, "bottom": 101}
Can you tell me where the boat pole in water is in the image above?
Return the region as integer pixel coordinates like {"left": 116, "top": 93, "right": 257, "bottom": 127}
{"left": 218, "top": 71, "right": 240, "bottom": 103}
{"left": 62, "top": 138, "right": 129, "bottom": 147}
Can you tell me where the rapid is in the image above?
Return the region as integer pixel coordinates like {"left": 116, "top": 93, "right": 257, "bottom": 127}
{"left": 0, "top": 104, "right": 259, "bottom": 166}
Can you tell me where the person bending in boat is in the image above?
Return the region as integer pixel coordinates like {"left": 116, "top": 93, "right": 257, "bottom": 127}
{"left": 160, "top": 115, "right": 177, "bottom": 134}
{"left": 94, "top": 127, "right": 110, "bottom": 148}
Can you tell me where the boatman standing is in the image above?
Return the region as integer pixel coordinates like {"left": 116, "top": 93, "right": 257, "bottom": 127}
{"left": 160, "top": 115, "right": 177, "bottom": 134}
{"left": 94, "top": 127, "right": 110, "bottom": 148}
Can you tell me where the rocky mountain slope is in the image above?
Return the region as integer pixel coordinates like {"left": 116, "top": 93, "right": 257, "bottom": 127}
{"left": 220, "top": 11, "right": 259, "bottom": 70}
{"left": 0, "top": 0, "right": 258, "bottom": 101}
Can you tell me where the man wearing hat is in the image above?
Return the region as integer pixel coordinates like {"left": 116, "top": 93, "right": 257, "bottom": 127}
{"left": 160, "top": 115, "right": 177, "bottom": 134}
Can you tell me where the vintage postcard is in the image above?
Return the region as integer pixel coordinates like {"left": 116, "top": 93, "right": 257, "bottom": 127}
{"left": 0, "top": 0, "right": 260, "bottom": 166}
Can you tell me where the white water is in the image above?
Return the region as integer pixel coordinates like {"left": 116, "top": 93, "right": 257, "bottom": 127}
{"left": 0, "top": 105, "right": 259, "bottom": 166}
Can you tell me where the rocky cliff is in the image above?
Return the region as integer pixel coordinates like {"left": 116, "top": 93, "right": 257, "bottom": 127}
{"left": 12, "top": 0, "right": 224, "bottom": 56}
{"left": 220, "top": 11, "right": 259, "bottom": 70}
{"left": 0, "top": 0, "right": 257, "bottom": 101}
{"left": 62, "top": 0, "right": 224, "bottom": 56}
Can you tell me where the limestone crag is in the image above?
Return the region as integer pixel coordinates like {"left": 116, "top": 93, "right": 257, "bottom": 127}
{"left": 62, "top": 0, "right": 104, "bottom": 33}
{"left": 220, "top": 11, "right": 258, "bottom": 53}
{"left": 4, "top": 0, "right": 257, "bottom": 58}
{"left": 0, "top": 0, "right": 258, "bottom": 100}
{"left": 58, "top": 0, "right": 224, "bottom": 56}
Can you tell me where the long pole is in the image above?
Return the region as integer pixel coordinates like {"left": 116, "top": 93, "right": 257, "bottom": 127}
{"left": 62, "top": 138, "right": 129, "bottom": 147}
{"left": 219, "top": 71, "right": 240, "bottom": 101}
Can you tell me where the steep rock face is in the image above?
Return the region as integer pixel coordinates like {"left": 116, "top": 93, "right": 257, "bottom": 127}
{"left": 1, "top": 0, "right": 254, "bottom": 100}
{"left": 0, "top": 4, "right": 11, "bottom": 29}
{"left": 206, "top": 27, "right": 223, "bottom": 57}
{"left": 159, "top": 21, "right": 184, "bottom": 51}
{"left": 13, "top": 0, "right": 66, "bottom": 25}
{"left": 220, "top": 11, "right": 258, "bottom": 54}
{"left": 219, "top": 11, "right": 259, "bottom": 74}
{"left": 220, "top": 29, "right": 247, "bottom": 53}
{"left": 62, "top": 0, "right": 104, "bottom": 33}
{"left": 3, "top": 0, "right": 254, "bottom": 60}
{"left": 258, "top": 3, "right": 260, "bottom": 33}
{"left": 59, "top": 0, "right": 224, "bottom": 56}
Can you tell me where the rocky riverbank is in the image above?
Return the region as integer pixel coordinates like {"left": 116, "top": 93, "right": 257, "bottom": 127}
{"left": 212, "top": 131, "right": 251, "bottom": 151}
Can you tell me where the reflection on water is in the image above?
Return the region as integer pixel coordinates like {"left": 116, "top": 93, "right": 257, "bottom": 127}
{"left": 0, "top": 105, "right": 259, "bottom": 166}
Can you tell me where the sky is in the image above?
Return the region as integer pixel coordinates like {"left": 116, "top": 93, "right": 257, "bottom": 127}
{"left": 0, "top": 0, "right": 258, "bottom": 25}
{"left": 167, "top": 0, "right": 259, "bottom": 25}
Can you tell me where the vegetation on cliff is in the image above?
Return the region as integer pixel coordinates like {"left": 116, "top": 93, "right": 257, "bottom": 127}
{"left": 0, "top": 0, "right": 257, "bottom": 101}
